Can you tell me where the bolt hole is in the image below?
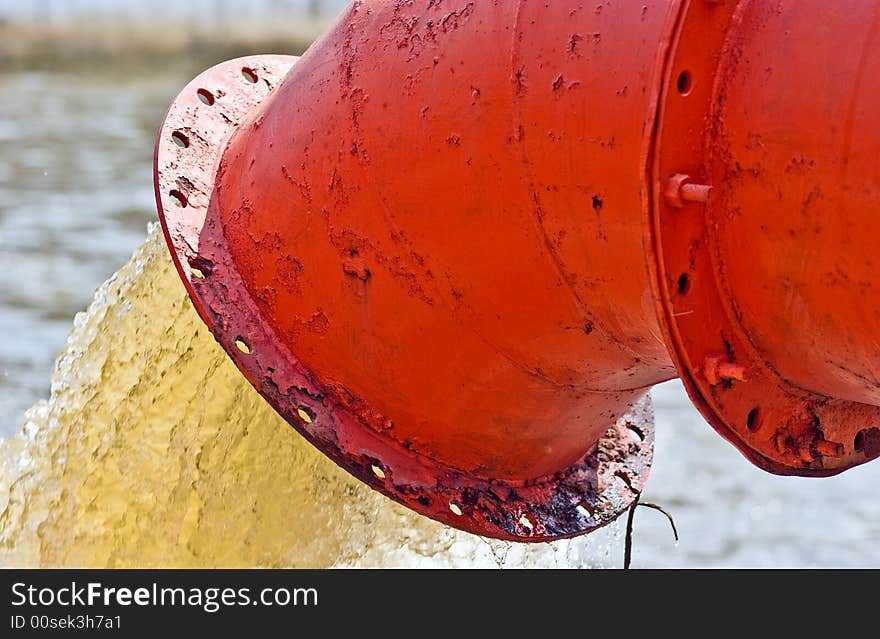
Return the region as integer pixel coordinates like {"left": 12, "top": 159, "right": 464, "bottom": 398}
{"left": 626, "top": 423, "right": 645, "bottom": 442}
{"left": 747, "top": 407, "right": 762, "bottom": 433}
{"left": 188, "top": 256, "right": 213, "bottom": 278}
{"left": 241, "top": 67, "right": 259, "bottom": 84}
{"left": 614, "top": 471, "right": 635, "bottom": 492}
{"left": 169, "top": 190, "right": 188, "bottom": 208}
{"left": 371, "top": 465, "right": 386, "bottom": 480}
{"left": 854, "top": 428, "right": 880, "bottom": 457}
{"left": 677, "top": 273, "right": 691, "bottom": 295}
{"left": 234, "top": 338, "right": 251, "bottom": 355}
{"left": 197, "top": 88, "right": 215, "bottom": 106}
{"left": 677, "top": 70, "right": 693, "bottom": 96}
{"left": 519, "top": 514, "right": 535, "bottom": 531}
{"left": 855, "top": 430, "right": 867, "bottom": 452}
{"left": 449, "top": 502, "right": 463, "bottom": 516}
{"left": 575, "top": 502, "right": 594, "bottom": 518}
{"left": 171, "top": 131, "right": 190, "bottom": 148}
{"left": 297, "top": 407, "right": 314, "bottom": 424}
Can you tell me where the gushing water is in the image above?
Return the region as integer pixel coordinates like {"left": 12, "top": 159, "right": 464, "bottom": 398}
{"left": 0, "top": 226, "right": 623, "bottom": 567}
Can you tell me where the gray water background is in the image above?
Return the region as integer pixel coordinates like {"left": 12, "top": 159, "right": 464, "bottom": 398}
{"left": 1, "top": 61, "right": 878, "bottom": 569}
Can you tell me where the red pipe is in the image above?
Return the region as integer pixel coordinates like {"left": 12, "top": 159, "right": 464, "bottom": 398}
{"left": 155, "top": 0, "right": 880, "bottom": 541}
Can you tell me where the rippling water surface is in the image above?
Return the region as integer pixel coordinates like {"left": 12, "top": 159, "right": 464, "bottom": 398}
{"left": 0, "top": 69, "right": 189, "bottom": 424}
{"left": 1, "top": 67, "right": 878, "bottom": 567}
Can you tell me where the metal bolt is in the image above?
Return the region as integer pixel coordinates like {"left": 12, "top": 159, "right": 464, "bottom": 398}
{"left": 665, "top": 173, "right": 713, "bottom": 209}
{"left": 815, "top": 440, "right": 845, "bottom": 458}
{"left": 702, "top": 353, "right": 747, "bottom": 386}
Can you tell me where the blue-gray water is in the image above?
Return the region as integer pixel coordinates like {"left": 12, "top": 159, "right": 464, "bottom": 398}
{"left": 1, "top": 67, "right": 878, "bottom": 568}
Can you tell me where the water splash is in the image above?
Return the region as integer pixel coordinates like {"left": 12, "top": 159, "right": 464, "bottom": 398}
{"left": 0, "top": 226, "right": 623, "bottom": 567}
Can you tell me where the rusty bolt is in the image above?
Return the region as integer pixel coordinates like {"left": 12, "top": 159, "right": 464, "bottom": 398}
{"left": 815, "top": 440, "right": 845, "bottom": 458}
{"left": 664, "top": 173, "right": 713, "bottom": 209}
{"left": 702, "top": 353, "right": 748, "bottom": 386}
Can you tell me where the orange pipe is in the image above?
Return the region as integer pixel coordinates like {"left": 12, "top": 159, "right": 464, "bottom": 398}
{"left": 155, "top": 0, "right": 880, "bottom": 541}
{"left": 650, "top": 0, "right": 880, "bottom": 476}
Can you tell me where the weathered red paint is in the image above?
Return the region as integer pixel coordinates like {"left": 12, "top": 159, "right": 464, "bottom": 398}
{"left": 156, "top": 1, "right": 880, "bottom": 540}
{"left": 650, "top": 0, "right": 880, "bottom": 476}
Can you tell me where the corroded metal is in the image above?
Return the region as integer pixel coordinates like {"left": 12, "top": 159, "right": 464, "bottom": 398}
{"left": 156, "top": 0, "right": 880, "bottom": 542}
{"left": 648, "top": 0, "right": 880, "bottom": 476}
{"left": 155, "top": 54, "right": 655, "bottom": 541}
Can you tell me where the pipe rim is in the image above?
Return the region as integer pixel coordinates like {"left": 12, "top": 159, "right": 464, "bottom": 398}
{"left": 154, "top": 55, "right": 655, "bottom": 541}
{"left": 647, "top": 0, "right": 880, "bottom": 477}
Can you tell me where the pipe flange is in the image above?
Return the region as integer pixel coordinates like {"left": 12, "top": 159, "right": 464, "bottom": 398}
{"left": 155, "top": 55, "right": 655, "bottom": 541}
{"left": 647, "top": 0, "right": 880, "bottom": 476}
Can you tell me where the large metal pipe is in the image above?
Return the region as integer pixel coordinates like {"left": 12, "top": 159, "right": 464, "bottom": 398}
{"left": 155, "top": 0, "right": 880, "bottom": 541}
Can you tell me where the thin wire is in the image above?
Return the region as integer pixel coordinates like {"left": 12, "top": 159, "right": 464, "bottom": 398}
{"left": 624, "top": 496, "right": 679, "bottom": 569}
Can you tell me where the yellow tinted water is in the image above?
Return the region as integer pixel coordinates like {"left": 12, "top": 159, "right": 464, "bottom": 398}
{"left": 0, "top": 226, "right": 622, "bottom": 567}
